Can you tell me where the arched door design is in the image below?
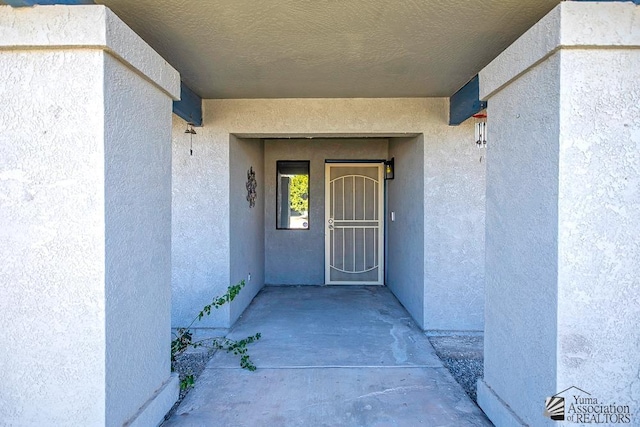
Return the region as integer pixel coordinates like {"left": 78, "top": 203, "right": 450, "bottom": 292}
{"left": 325, "top": 163, "right": 384, "bottom": 285}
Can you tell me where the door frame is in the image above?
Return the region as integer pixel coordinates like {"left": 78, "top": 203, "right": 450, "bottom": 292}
{"left": 324, "top": 162, "right": 385, "bottom": 285}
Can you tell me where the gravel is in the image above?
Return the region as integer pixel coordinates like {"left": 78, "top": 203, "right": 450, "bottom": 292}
{"left": 428, "top": 335, "right": 484, "bottom": 403}
{"left": 161, "top": 349, "right": 217, "bottom": 424}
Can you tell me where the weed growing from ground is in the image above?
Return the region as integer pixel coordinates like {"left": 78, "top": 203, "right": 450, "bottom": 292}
{"left": 171, "top": 280, "right": 261, "bottom": 389}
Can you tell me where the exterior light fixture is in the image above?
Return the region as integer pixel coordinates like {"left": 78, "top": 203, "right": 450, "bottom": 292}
{"left": 385, "top": 158, "right": 395, "bottom": 180}
{"left": 184, "top": 121, "right": 197, "bottom": 155}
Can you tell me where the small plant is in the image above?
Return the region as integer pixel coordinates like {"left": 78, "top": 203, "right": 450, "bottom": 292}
{"left": 180, "top": 374, "right": 195, "bottom": 390}
{"left": 171, "top": 280, "right": 261, "bottom": 389}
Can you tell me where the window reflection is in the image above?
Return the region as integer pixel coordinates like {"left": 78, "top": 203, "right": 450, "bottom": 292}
{"left": 277, "top": 161, "right": 309, "bottom": 230}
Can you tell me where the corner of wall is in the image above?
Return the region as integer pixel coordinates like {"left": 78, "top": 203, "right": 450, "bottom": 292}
{"left": 387, "top": 135, "right": 426, "bottom": 329}
{"left": 229, "top": 135, "right": 265, "bottom": 324}
{"left": 171, "top": 114, "right": 231, "bottom": 329}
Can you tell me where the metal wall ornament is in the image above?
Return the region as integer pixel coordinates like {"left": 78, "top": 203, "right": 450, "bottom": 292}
{"left": 246, "top": 166, "right": 257, "bottom": 208}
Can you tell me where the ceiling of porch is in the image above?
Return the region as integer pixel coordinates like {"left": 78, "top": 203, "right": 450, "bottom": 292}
{"left": 95, "top": 0, "right": 560, "bottom": 99}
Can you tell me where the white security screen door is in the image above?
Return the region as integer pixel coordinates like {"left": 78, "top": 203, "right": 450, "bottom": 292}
{"left": 325, "top": 163, "right": 384, "bottom": 285}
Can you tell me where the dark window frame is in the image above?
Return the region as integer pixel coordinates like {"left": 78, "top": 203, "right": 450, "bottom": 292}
{"left": 276, "top": 160, "right": 310, "bottom": 230}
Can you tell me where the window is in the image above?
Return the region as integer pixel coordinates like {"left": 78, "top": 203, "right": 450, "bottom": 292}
{"left": 276, "top": 161, "right": 310, "bottom": 230}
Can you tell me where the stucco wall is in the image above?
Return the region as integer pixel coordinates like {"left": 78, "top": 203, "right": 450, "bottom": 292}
{"left": 482, "top": 52, "right": 561, "bottom": 426}
{"left": 264, "top": 138, "right": 389, "bottom": 285}
{"left": 557, "top": 47, "right": 640, "bottom": 417}
{"left": 387, "top": 136, "right": 425, "bottom": 326}
{"left": 103, "top": 53, "right": 173, "bottom": 426}
{"left": 479, "top": 3, "right": 640, "bottom": 425}
{"left": 229, "top": 136, "right": 265, "bottom": 324}
{"left": 422, "top": 118, "right": 486, "bottom": 331}
{"left": 0, "top": 5, "right": 179, "bottom": 426}
{"left": 0, "top": 47, "right": 107, "bottom": 427}
{"left": 172, "top": 98, "right": 485, "bottom": 332}
{"left": 172, "top": 113, "right": 231, "bottom": 328}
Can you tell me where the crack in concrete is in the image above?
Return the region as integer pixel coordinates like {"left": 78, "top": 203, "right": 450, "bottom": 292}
{"left": 353, "top": 385, "right": 430, "bottom": 400}
{"left": 294, "top": 385, "right": 431, "bottom": 412}
{"left": 389, "top": 324, "right": 408, "bottom": 363}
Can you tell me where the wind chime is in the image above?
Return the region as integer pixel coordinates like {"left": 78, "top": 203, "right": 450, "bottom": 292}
{"left": 473, "top": 113, "right": 487, "bottom": 147}
{"left": 185, "top": 121, "right": 197, "bottom": 155}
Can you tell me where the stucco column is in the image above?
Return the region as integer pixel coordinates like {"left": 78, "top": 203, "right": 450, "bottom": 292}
{"left": 0, "top": 5, "right": 180, "bottom": 426}
{"left": 478, "top": 2, "right": 640, "bottom": 426}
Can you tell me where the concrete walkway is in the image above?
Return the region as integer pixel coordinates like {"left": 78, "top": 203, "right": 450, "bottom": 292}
{"left": 164, "top": 286, "right": 492, "bottom": 427}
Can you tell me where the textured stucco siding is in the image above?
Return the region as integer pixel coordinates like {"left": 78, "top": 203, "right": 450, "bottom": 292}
{"left": 229, "top": 136, "right": 265, "bottom": 324}
{"left": 172, "top": 98, "right": 486, "bottom": 332}
{"left": 480, "top": 2, "right": 640, "bottom": 101}
{"left": 483, "top": 52, "right": 561, "bottom": 427}
{"left": 387, "top": 136, "right": 425, "bottom": 327}
{"left": 479, "top": 2, "right": 640, "bottom": 425}
{"left": 0, "top": 48, "right": 107, "bottom": 427}
{"left": 103, "top": 53, "right": 173, "bottom": 426}
{"left": 557, "top": 48, "right": 640, "bottom": 417}
{"left": 0, "top": 5, "right": 180, "bottom": 100}
{"left": 0, "top": 5, "right": 179, "bottom": 426}
{"left": 172, "top": 114, "right": 232, "bottom": 328}
{"left": 264, "top": 138, "right": 389, "bottom": 286}
{"left": 422, "top": 116, "right": 485, "bottom": 331}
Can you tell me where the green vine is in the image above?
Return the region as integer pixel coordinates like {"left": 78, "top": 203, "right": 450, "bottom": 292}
{"left": 171, "top": 280, "right": 261, "bottom": 389}
{"left": 212, "top": 333, "right": 262, "bottom": 371}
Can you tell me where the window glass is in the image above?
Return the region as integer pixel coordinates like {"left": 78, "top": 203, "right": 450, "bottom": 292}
{"left": 276, "top": 161, "right": 310, "bottom": 230}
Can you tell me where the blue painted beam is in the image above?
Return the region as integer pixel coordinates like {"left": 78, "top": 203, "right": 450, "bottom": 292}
{"left": 173, "top": 82, "right": 203, "bottom": 127}
{"left": 3, "top": 0, "right": 94, "bottom": 6}
{"left": 449, "top": 75, "right": 487, "bottom": 126}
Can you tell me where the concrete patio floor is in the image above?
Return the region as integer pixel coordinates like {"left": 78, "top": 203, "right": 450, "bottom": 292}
{"left": 163, "top": 286, "right": 492, "bottom": 427}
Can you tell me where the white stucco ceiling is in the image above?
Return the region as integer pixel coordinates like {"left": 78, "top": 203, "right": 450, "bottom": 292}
{"left": 96, "top": 0, "right": 560, "bottom": 99}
